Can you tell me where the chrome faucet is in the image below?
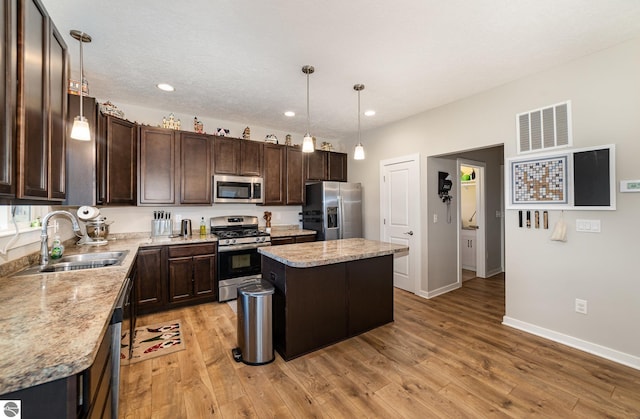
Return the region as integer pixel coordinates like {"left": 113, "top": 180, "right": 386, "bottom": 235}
{"left": 40, "top": 210, "right": 82, "bottom": 266}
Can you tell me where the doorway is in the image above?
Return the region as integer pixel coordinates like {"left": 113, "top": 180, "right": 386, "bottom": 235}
{"left": 380, "top": 154, "right": 421, "bottom": 293}
{"left": 457, "top": 159, "right": 486, "bottom": 281}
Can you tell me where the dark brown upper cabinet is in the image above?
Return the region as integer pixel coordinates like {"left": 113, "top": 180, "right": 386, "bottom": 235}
{"left": 262, "top": 143, "right": 285, "bottom": 205}
{"left": 0, "top": 0, "right": 17, "bottom": 199}
{"left": 213, "top": 136, "right": 263, "bottom": 177}
{"left": 327, "top": 151, "right": 348, "bottom": 182}
{"left": 305, "top": 150, "right": 347, "bottom": 182}
{"left": 285, "top": 146, "right": 304, "bottom": 205}
{"left": 304, "top": 150, "right": 327, "bottom": 182}
{"left": 180, "top": 132, "right": 212, "bottom": 204}
{"left": 139, "top": 127, "right": 212, "bottom": 206}
{"left": 97, "top": 113, "right": 137, "bottom": 205}
{"left": 15, "top": 0, "right": 68, "bottom": 201}
{"left": 138, "top": 126, "right": 178, "bottom": 205}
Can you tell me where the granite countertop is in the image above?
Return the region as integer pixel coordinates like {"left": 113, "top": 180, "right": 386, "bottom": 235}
{"left": 268, "top": 228, "right": 317, "bottom": 238}
{"left": 258, "top": 238, "right": 409, "bottom": 268}
{"left": 0, "top": 234, "right": 218, "bottom": 395}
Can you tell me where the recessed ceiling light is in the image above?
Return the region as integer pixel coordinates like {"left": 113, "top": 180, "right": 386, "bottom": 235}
{"left": 364, "top": 110, "right": 376, "bottom": 117}
{"left": 157, "top": 83, "right": 175, "bottom": 92}
{"left": 284, "top": 111, "right": 295, "bottom": 117}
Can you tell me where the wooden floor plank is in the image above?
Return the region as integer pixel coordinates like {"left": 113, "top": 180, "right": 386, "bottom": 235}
{"left": 120, "top": 276, "right": 640, "bottom": 418}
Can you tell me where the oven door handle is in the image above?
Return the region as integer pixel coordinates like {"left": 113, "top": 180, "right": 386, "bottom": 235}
{"left": 218, "top": 242, "right": 272, "bottom": 252}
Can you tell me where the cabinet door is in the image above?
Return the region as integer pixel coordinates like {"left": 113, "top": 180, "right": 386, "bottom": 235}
{"left": 305, "top": 150, "right": 327, "bottom": 181}
{"left": 285, "top": 146, "right": 304, "bottom": 205}
{"left": 17, "top": 0, "right": 48, "bottom": 199}
{"left": 240, "top": 140, "right": 263, "bottom": 176}
{"left": 0, "top": 0, "right": 17, "bottom": 197}
{"left": 136, "top": 247, "right": 165, "bottom": 313}
{"left": 327, "top": 152, "right": 347, "bottom": 182}
{"left": 102, "top": 116, "right": 137, "bottom": 205}
{"left": 139, "top": 127, "right": 177, "bottom": 205}
{"left": 213, "top": 136, "right": 239, "bottom": 175}
{"left": 168, "top": 257, "right": 193, "bottom": 303}
{"left": 180, "top": 133, "right": 211, "bottom": 204}
{"left": 47, "top": 24, "right": 67, "bottom": 200}
{"left": 263, "top": 143, "right": 285, "bottom": 205}
{"left": 193, "top": 254, "right": 216, "bottom": 297}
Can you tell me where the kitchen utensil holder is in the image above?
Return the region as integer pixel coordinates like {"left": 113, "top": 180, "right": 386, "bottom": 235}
{"left": 151, "top": 219, "right": 173, "bottom": 237}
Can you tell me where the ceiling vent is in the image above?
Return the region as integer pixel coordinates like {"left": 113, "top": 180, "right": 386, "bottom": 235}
{"left": 516, "top": 101, "right": 571, "bottom": 154}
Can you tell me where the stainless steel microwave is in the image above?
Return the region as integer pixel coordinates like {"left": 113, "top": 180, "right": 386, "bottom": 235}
{"left": 213, "top": 175, "right": 263, "bottom": 204}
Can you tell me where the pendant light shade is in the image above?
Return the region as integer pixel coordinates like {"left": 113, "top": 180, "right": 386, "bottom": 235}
{"left": 353, "top": 84, "right": 365, "bottom": 160}
{"left": 302, "top": 65, "right": 315, "bottom": 153}
{"left": 70, "top": 30, "right": 92, "bottom": 141}
{"left": 70, "top": 116, "right": 91, "bottom": 141}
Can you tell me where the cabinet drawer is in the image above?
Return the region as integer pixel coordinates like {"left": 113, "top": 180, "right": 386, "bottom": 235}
{"left": 295, "top": 234, "right": 316, "bottom": 243}
{"left": 168, "top": 243, "right": 216, "bottom": 258}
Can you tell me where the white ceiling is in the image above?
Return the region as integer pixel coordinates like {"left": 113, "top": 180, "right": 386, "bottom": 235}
{"left": 43, "top": 0, "right": 640, "bottom": 140}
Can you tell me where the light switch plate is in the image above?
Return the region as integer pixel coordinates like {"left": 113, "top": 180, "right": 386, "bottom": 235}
{"left": 576, "top": 219, "right": 601, "bottom": 232}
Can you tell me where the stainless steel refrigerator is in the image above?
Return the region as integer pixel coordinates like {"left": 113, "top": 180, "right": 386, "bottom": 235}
{"left": 303, "top": 182, "right": 362, "bottom": 241}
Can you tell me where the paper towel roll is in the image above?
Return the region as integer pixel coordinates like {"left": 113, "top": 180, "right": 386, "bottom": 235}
{"left": 77, "top": 206, "right": 100, "bottom": 220}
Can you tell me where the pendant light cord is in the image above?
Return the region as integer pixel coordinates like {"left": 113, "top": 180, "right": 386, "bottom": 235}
{"left": 306, "top": 72, "right": 310, "bottom": 134}
{"left": 357, "top": 89, "right": 361, "bottom": 144}
{"left": 79, "top": 32, "right": 84, "bottom": 120}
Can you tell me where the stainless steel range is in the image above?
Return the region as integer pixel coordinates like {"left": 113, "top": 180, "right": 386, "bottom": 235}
{"left": 211, "top": 215, "right": 271, "bottom": 302}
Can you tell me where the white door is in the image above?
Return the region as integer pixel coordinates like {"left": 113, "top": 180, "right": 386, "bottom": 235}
{"left": 380, "top": 154, "right": 421, "bottom": 293}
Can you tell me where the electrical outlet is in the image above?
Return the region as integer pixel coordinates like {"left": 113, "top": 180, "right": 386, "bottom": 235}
{"left": 575, "top": 298, "right": 588, "bottom": 314}
{"left": 433, "top": 214, "right": 438, "bottom": 223}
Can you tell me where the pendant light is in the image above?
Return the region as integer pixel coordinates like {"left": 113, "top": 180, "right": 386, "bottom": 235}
{"left": 70, "top": 30, "right": 92, "bottom": 141}
{"left": 301, "top": 65, "right": 315, "bottom": 153}
{"left": 353, "top": 84, "right": 365, "bottom": 160}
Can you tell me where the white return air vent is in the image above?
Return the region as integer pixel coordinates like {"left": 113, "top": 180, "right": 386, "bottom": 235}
{"left": 516, "top": 101, "right": 572, "bottom": 154}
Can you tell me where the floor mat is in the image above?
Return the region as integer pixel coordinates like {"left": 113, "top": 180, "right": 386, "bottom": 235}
{"left": 121, "top": 319, "right": 185, "bottom": 364}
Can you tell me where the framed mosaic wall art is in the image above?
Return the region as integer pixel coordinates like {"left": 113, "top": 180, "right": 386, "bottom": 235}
{"left": 510, "top": 154, "right": 568, "bottom": 206}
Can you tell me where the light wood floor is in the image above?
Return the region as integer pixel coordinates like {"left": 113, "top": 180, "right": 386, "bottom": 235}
{"left": 120, "top": 275, "right": 640, "bottom": 418}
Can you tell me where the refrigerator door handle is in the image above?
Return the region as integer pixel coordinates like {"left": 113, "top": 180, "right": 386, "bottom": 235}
{"left": 337, "top": 195, "right": 343, "bottom": 239}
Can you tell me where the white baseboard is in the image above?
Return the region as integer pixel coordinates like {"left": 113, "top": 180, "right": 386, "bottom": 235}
{"left": 502, "top": 316, "right": 640, "bottom": 371}
{"left": 485, "top": 267, "right": 503, "bottom": 278}
{"left": 416, "top": 281, "right": 461, "bottom": 299}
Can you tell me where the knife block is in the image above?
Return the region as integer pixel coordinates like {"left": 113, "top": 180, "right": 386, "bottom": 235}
{"left": 151, "top": 219, "right": 173, "bottom": 237}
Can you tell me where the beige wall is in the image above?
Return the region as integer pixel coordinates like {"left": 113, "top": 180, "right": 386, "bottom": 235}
{"left": 348, "top": 37, "right": 640, "bottom": 367}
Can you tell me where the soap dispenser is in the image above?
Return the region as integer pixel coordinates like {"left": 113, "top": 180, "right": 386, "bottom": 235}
{"left": 50, "top": 235, "right": 64, "bottom": 260}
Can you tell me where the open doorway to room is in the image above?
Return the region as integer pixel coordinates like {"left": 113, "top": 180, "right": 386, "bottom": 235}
{"left": 458, "top": 160, "right": 486, "bottom": 281}
{"left": 430, "top": 145, "right": 504, "bottom": 292}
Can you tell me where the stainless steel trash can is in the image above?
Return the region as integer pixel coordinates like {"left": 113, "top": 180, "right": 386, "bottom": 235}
{"left": 235, "top": 280, "right": 275, "bottom": 365}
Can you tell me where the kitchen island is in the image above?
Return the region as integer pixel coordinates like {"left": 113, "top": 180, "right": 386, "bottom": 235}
{"left": 259, "top": 238, "right": 409, "bottom": 360}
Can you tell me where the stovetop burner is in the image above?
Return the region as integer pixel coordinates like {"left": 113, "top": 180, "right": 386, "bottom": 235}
{"left": 214, "top": 229, "right": 269, "bottom": 239}
{"left": 210, "top": 215, "right": 271, "bottom": 246}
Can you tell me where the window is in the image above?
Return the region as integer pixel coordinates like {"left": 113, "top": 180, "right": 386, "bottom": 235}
{"left": 0, "top": 205, "right": 48, "bottom": 236}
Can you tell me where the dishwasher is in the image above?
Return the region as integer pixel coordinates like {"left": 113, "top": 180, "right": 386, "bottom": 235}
{"left": 110, "top": 276, "right": 133, "bottom": 418}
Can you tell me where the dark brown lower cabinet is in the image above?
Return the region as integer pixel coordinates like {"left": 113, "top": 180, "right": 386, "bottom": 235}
{"left": 168, "top": 244, "right": 216, "bottom": 305}
{"left": 2, "top": 318, "right": 113, "bottom": 419}
{"left": 262, "top": 254, "right": 393, "bottom": 361}
{"left": 135, "top": 246, "right": 165, "bottom": 314}
{"left": 135, "top": 243, "right": 217, "bottom": 314}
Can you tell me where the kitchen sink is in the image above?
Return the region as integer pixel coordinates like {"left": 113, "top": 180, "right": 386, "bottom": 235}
{"left": 12, "top": 250, "right": 129, "bottom": 276}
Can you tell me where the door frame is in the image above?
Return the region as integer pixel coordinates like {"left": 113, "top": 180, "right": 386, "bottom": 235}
{"left": 456, "top": 159, "right": 486, "bottom": 280}
{"left": 379, "top": 153, "right": 421, "bottom": 294}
